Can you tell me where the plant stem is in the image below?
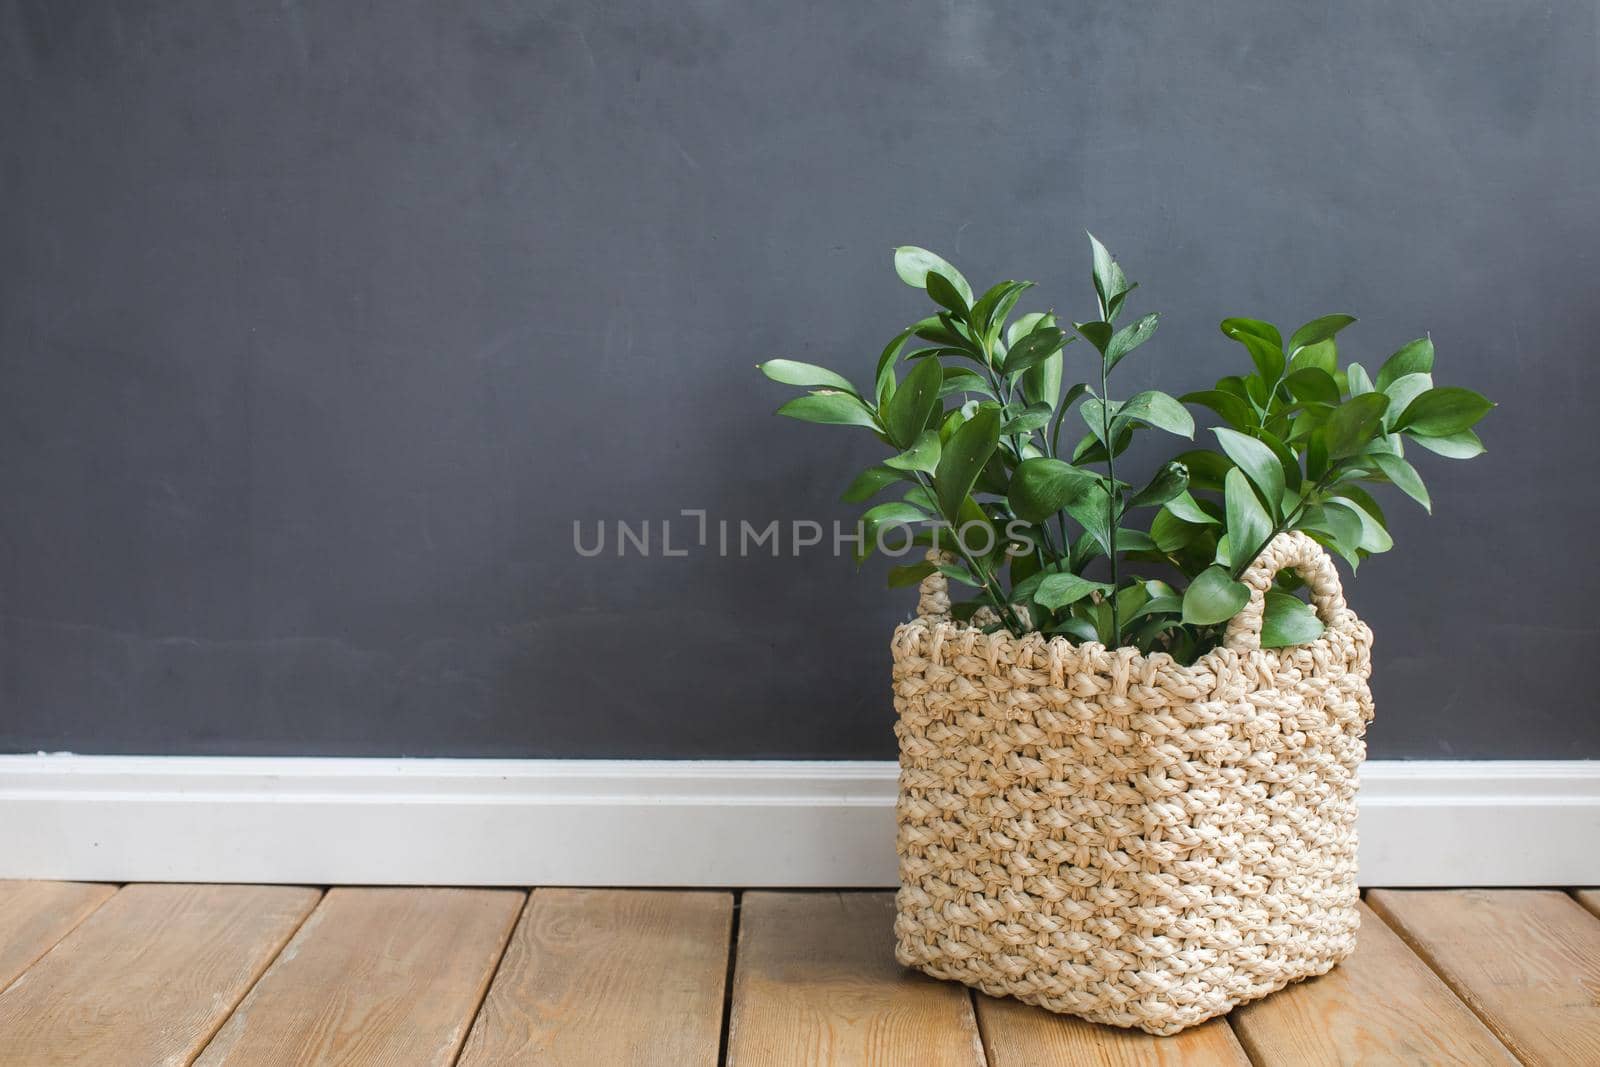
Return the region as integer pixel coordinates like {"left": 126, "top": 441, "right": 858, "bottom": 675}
{"left": 1099, "top": 355, "right": 1121, "bottom": 641}
{"left": 1035, "top": 399, "right": 1074, "bottom": 570}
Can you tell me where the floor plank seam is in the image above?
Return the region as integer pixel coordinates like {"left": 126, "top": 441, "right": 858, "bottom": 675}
{"left": 716, "top": 889, "right": 742, "bottom": 1067}
{"left": 966, "top": 988, "right": 992, "bottom": 1067}
{"left": 1363, "top": 894, "right": 1530, "bottom": 1066}
{"left": 0, "top": 882, "right": 121, "bottom": 999}
{"left": 447, "top": 889, "right": 530, "bottom": 1067}
{"left": 186, "top": 886, "right": 329, "bottom": 1067}
{"left": 1230, "top": 1016, "right": 1273, "bottom": 1067}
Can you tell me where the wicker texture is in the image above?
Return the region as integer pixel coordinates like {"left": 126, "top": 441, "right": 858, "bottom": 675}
{"left": 890, "top": 532, "right": 1374, "bottom": 1034}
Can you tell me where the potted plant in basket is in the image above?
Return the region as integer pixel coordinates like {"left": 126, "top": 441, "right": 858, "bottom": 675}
{"left": 757, "top": 236, "right": 1493, "bottom": 1034}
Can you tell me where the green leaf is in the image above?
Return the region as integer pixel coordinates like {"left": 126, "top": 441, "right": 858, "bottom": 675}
{"left": 1258, "top": 430, "right": 1304, "bottom": 494}
{"left": 1289, "top": 314, "right": 1357, "bottom": 354}
{"left": 758, "top": 359, "right": 858, "bottom": 395}
{"left": 1001, "top": 403, "right": 1052, "bottom": 436}
{"left": 1127, "top": 594, "right": 1184, "bottom": 623}
{"left": 1219, "top": 317, "right": 1282, "bottom": 351}
{"left": 1213, "top": 532, "right": 1234, "bottom": 568}
{"left": 1064, "top": 482, "right": 1115, "bottom": 554}
{"left": 1307, "top": 529, "right": 1360, "bottom": 571}
{"left": 1104, "top": 313, "right": 1159, "bottom": 371}
{"left": 1260, "top": 591, "right": 1325, "bottom": 647}
{"left": 777, "top": 393, "right": 879, "bottom": 430}
{"left": 1284, "top": 367, "right": 1341, "bottom": 406}
{"left": 893, "top": 246, "right": 973, "bottom": 305}
{"left": 1087, "top": 233, "right": 1131, "bottom": 316}
{"left": 882, "top": 358, "right": 943, "bottom": 448}
{"left": 1221, "top": 319, "right": 1285, "bottom": 383}
{"left": 1372, "top": 452, "right": 1431, "bottom": 512}
{"left": 1346, "top": 362, "right": 1374, "bottom": 397}
{"left": 1048, "top": 382, "right": 1088, "bottom": 450}
{"left": 858, "top": 501, "right": 928, "bottom": 561}
{"left": 1288, "top": 339, "right": 1338, "bottom": 375}
{"left": 1074, "top": 320, "right": 1113, "bottom": 353}
{"left": 970, "top": 280, "right": 1031, "bottom": 335}
{"left": 1394, "top": 387, "right": 1494, "bottom": 437}
{"left": 1116, "top": 390, "right": 1195, "bottom": 438}
{"left": 1300, "top": 501, "right": 1363, "bottom": 554}
{"left": 1021, "top": 350, "right": 1063, "bottom": 407}
{"left": 1381, "top": 372, "right": 1433, "bottom": 429}
{"left": 1116, "top": 528, "right": 1158, "bottom": 552}
{"left": 936, "top": 562, "right": 980, "bottom": 587}
{"left": 1305, "top": 431, "right": 1330, "bottom": 480}
{"left": 884, "top": 430, "right": 942, "bottom": 475}
{"left": 1214, "top": 427, "right": 1286, "bottom": 519}
{"left": 1150, "top": 508, "right": 1198, "bottom": 552}
{"left": 1007, "top": 311, "right": 1053, "bottom": 348}
{"left": 1329, "top": 494, "right": 1394, "bottom": 554}
{"left": 1243, "top": 373, "right": 1272, "bottom": 409}
{"left": 1174, "top": 449, "right": 1234, "bottom": 492}
{"left": 934, "top": 404, "right": 1002, "bottom": 520}
{"left": 863, "top": 501, "right": 927, "bottom": 524}
{"left": 886, "top": 561, "right": 937, "bottom": 588}
{"left": 1339, "top": 484, "right": 1390, "bottom": 530}
{"left": 1049, "top": 616, "right": 1101, "bottom": 643}
{"left": 1376, "top": 337, "right": 1435, "bottom": 392}
{"left": 1225, "top": 467, "right": 1273, "bottom": 564}
{"left": 1128, "top": 461, "right": 1189, "bottom": 509}
{"left": 938, "top": 366, "right": 993, "bottom": 400}
{"left": 902, "top": 484, "right": 937, "bottom": 512}
{"left": 1071, "top": 422, "right": 1131, "bottom": 464}
{"left": 924, "top": 270, "right": 969, "bottom": 316}
{"left": 1035, "top": 573, "right": 1114, "bottom": 612}
{"left": 1409, "top": 428, "right": 1486, "bottom": 459}
{"left": 875, "top": 323, "right": 923, "bottom": 403}
{"left": 1079, "top": 398, "right": 1111, "bottom": 445}
{"left": 913, "top": 318, "right": 978, "bottom": 353}
{"left": 1181, "top": 389, "right": 1255, "bottom": 430}
{"left": 1182, "top": 565, "right": 1251, "bottom": 626}
{"left": 1003, "top": 327, "right": 1067, "bottom": 375}
{"left": 1114, "top": 580, "right": 1150, "bottom": 620}
{"left": 1322, "top": 393, "right": 1391, "bottom": 460}
{"left": 1007, "top": 457, "right": 1100, "bottom": 524}
{"left": 842, "top": 465, "right": 905, "bottom": 503}
{"left": 1167, "top": 490, "right": 1220, "bottom": 525}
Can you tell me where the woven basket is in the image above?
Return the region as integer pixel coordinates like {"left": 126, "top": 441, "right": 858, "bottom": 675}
{"left": 890, "top": 531, "right": 1374, "bottom": 1035}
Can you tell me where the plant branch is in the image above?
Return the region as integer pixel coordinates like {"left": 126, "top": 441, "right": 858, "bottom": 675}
{"left": 912, "top": 471, "right": 1026, "bottom": 635}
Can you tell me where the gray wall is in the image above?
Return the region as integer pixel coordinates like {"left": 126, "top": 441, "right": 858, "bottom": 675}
{"left": 2, "top": 1, "right": 1595, "bottom": 759}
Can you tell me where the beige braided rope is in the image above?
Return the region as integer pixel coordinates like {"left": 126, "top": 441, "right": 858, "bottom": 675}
{"left": 891, "top": 531, "right": 1374, "bottom": 1034}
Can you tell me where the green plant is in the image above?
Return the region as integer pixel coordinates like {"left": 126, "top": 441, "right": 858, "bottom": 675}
{"left": 759, "top": 236, "right": 1493, "bottom": 661}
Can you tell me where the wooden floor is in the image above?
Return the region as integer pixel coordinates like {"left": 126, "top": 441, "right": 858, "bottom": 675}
{"left": 0, "top": 884, "right": 1597, "bottom": 1065}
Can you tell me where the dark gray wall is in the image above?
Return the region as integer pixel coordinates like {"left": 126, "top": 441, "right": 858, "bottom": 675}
{"left": 2, "top": 1, "right": 1595, "bottom": 759}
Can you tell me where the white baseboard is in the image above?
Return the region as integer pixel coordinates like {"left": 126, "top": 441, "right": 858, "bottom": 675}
{"left": 0, "top": 756, "right": 1594, "bottom": 887}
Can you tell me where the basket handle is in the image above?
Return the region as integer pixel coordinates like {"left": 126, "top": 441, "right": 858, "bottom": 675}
{"left": 1223, "top": 531, "right": 1351, "bottom": 652}
{"left": 916, "top": 550, "right": 952, "bottom": 619}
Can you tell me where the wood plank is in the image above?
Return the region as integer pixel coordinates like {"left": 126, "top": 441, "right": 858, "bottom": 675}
{"left": 726, "top": 891, "right": 983, "bottom": 1067}
{"left": 1230, "top": 901, "right": 1514, "bottom": 1066}
{"left": 0, "top": 881, "right": 116, "bottom": 992}
{"left": 458, "top": 889, "right": 730, "bottom": 1067}
{"left": 1369, "top": 888, "right": 1600, "bottom": 1066}
{"left": 0, "top": 883, "right": 318, "bottom": 1066}
{"left": 974, "top": 993, "right": 1250, "bottom": 1066}
{"left": 195, "top": 886, "right": 523, "bottom": 1066}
